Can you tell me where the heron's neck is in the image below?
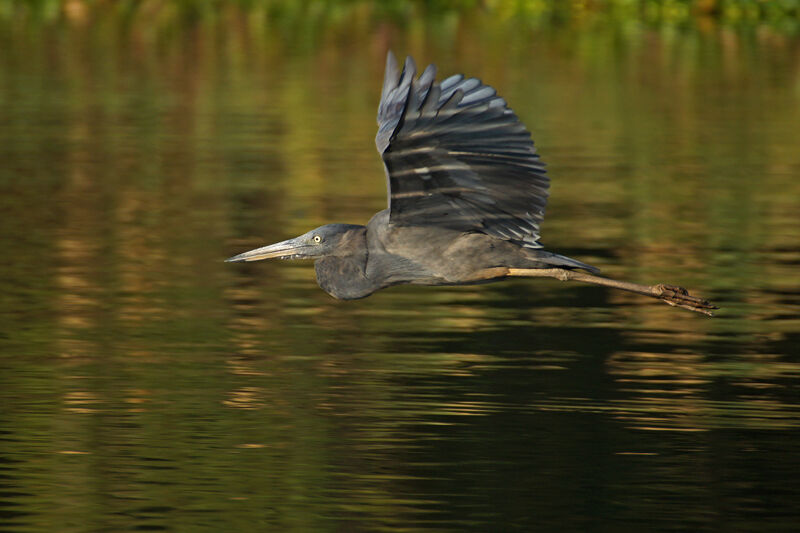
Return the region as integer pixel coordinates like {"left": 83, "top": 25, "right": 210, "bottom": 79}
{"left": 330, "top": 225, "right": 367, "bottom": 257}
{"left": 314, "top": 227, "right": 376, "bottom": 300}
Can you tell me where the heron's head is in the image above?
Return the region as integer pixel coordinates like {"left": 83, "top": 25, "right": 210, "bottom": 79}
{"left": 225, "top": 224, "right": 364, "bottom": 263}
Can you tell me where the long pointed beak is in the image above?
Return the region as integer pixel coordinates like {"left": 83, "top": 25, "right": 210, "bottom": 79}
{"left": 225, "top": 237, "right": 310, "bottom": 262}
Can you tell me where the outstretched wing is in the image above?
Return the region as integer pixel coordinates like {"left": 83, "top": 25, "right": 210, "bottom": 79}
{"left": 375, "top": 51, "right": 549, "bottom": 248}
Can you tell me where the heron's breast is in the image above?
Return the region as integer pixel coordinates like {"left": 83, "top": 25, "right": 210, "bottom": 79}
{"left": 315, "top": 256, "right": 376, "bottom": 300}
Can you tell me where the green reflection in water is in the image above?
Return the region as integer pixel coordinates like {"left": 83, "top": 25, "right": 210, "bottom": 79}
{"left": 1, "top": 3, "right": 799, "bottom": 532}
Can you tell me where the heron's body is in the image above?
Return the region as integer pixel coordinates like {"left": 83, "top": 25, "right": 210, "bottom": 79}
{"left": 227, "top": 52, "right": 716, "bottom": 315}
{"left": 312, "top": 210, "right": 594, "bottom": 300}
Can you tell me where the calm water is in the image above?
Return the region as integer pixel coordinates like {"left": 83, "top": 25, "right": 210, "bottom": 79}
{"left": 1, "top": 6, "right": 800, "bottom": 532}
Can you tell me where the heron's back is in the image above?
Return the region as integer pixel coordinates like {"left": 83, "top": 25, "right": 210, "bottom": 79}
{"left": 365, "top": 210, "right": 597, "bottom": 286}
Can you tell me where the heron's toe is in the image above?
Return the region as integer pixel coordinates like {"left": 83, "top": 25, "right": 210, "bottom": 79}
{"left": 654, "top": 284, "right": 718, "bottom": 316}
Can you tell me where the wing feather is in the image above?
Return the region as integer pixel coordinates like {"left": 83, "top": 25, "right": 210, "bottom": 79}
{"left": 375, "top": 51, "right": 549, "bottom": 248}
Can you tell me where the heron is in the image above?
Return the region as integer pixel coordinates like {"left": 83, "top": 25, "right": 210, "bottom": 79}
{"left": 227, "top": 52, "right": 716, "bottom": 316}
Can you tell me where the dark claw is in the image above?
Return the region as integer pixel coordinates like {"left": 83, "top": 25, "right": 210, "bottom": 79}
{"left": 654, "top": 284, "right": 718, "bottom": 316}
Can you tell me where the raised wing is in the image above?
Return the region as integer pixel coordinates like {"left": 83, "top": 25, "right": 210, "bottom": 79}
{"left": 375, "top": 51, "right": 549, "bottom": 248}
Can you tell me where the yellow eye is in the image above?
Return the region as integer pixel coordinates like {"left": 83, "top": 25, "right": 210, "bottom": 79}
{"left": 313, "top": 235, "right": 322, "bottom": 243}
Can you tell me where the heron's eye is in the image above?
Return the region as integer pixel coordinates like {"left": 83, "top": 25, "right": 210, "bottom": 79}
{"left": 313, "top": 235, "right": 322, "bottom": 243}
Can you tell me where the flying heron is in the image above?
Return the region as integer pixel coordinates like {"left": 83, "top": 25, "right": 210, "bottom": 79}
{"left": 227, "top": 52, "right": 716, "bottom": 315}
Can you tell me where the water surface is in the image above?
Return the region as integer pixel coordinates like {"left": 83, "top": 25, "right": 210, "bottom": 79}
{"left": 1, "top": 6, "right": 799, "bottom": 532}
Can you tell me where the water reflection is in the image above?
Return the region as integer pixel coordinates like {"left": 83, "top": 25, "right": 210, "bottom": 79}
{"left": 1, "top": 4, "right": 799, "bottom": 532}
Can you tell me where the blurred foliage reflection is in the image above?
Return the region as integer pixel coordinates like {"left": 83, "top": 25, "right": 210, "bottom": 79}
{"left": 3, "top": 0, "right": 800, "bottom": 30}
{"left": 1, "top": 2, "right": 799, "bottom": 532}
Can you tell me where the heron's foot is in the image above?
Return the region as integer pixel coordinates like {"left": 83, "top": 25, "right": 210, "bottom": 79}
{"left": 653, "top": 284, "right": 718, "bottom": 316}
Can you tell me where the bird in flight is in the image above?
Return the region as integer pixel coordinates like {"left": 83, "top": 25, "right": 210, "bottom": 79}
{"left": 227, "top": 52, "right": 716, "bottom": 315}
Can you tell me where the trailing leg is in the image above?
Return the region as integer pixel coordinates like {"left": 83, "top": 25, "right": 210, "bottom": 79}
{"left": 505, "top": 268, "right": 718, "bottom": 316}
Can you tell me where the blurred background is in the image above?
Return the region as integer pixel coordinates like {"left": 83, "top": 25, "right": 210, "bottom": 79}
{"left": 1, "top": 1, "right": 799, "bottom": 531}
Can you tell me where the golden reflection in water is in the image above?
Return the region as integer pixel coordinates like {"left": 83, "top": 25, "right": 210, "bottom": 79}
{"left": 115, "top": 182, "right": 169, "bottom": 333}
{"left": 53, "top": 116, "right": 110, "bottom": 469}
{"left": 55, "top": 170, "right": 101, "bottom": 362}
{"left": 2, "top": 6, "right": 799, "bottom": 530}
{"left": 63, "top": 390, "right": 102, "bottom": 414}
{"left": 606, "top": 350, "right": 800, "bottom": 431}
{"left": 225, "top": 275, "right": 274, "bottom": 358}
{"left": 123, "top": 389, "right": 152, "bottom": 413}
{"left": 223, "top": 386, "right": 267, "bottom": 410}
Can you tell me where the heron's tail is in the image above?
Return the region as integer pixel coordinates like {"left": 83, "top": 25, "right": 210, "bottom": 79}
{"left": 528, "top": 250, "right": 600, "bottom": 274}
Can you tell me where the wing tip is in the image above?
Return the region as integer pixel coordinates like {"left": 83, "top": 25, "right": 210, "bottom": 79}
{"left": 381, "top": 50, "right": 400, "bottom": 97}
{"left": 401, "top": 55, "right": 417, "bottom": 84}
